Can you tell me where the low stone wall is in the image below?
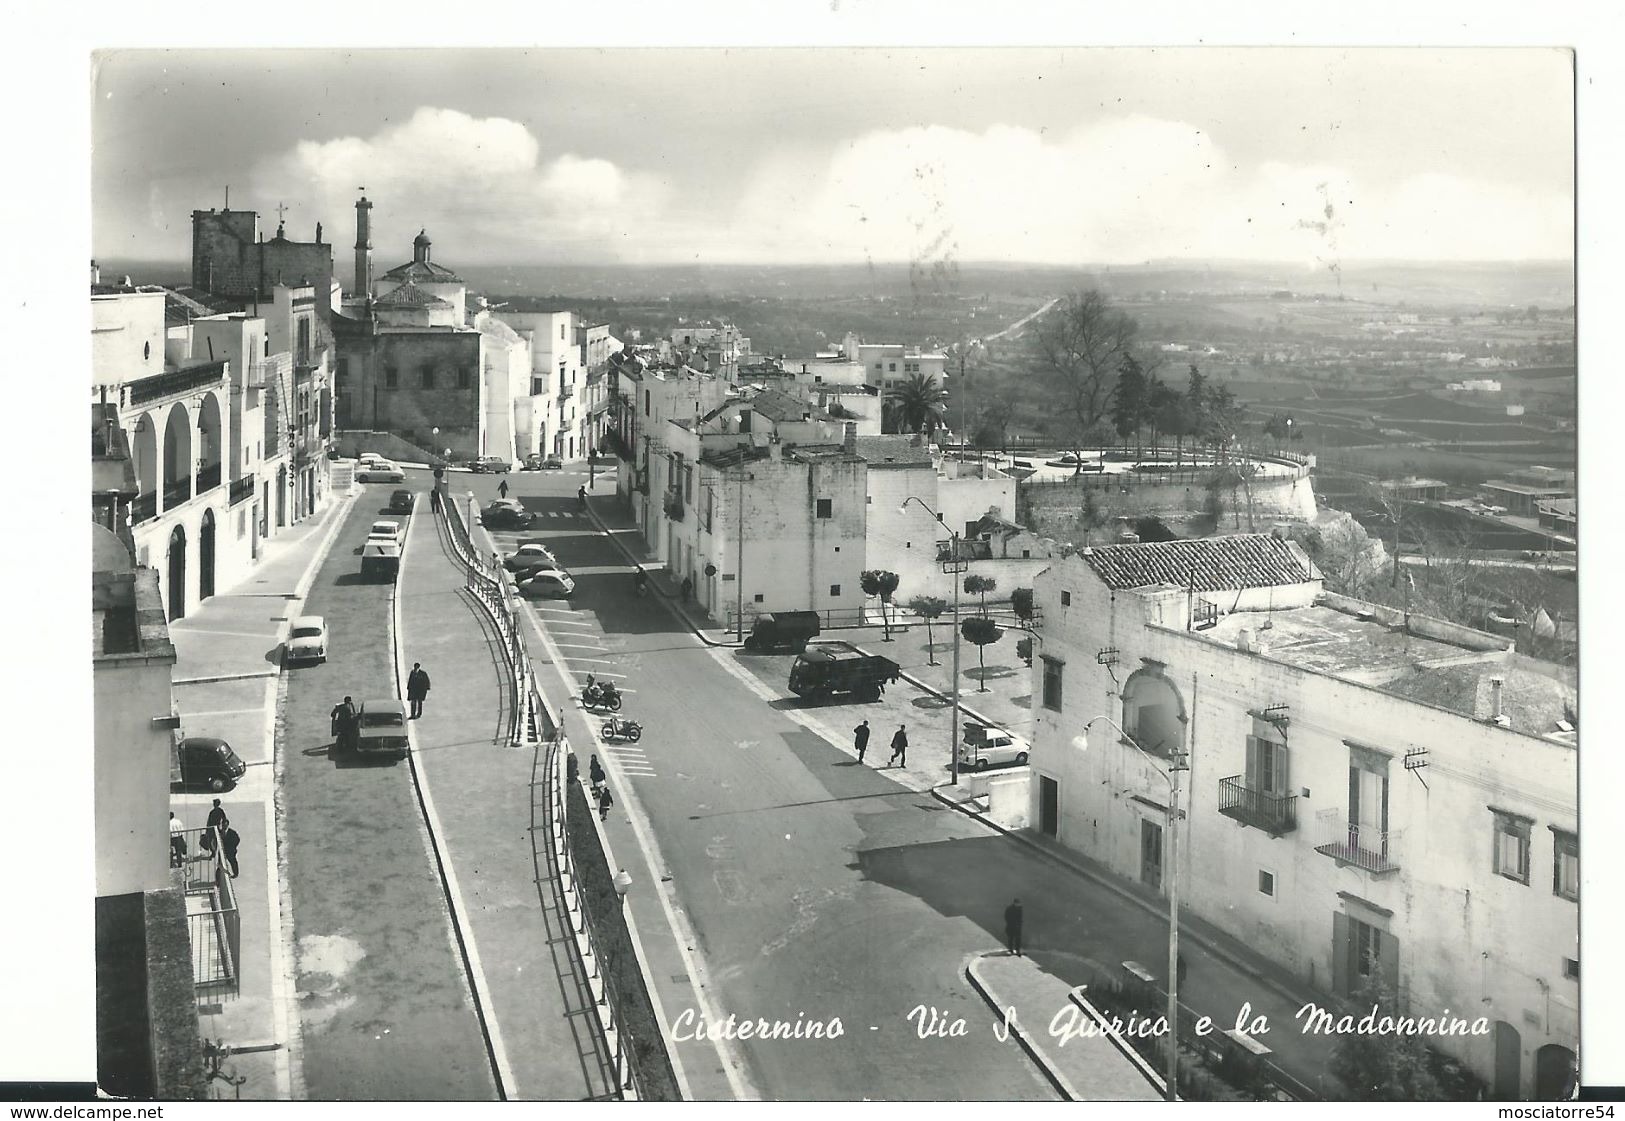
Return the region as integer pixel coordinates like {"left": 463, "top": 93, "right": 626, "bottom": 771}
{"left": 1019, "top": 467, "right": 1319, "bottom": 544}
{"left": 332, "top": 429, "right": 447, "bottom": 466}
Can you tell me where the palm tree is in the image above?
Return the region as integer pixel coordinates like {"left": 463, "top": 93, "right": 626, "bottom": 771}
{"left": 884, "top": 373, "right": 949, "bottom": 435}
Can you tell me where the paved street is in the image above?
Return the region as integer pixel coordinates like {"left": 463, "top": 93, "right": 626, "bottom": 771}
{"left": 277, "top": 476, "right": 496, "bottom": 1100}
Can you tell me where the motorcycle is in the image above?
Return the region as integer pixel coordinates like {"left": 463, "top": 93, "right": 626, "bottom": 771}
{"left": 601, "top": 715, "right": 643, "bottom": 743}
{"left": 582, "top": 680, "right": 623, "bottom": 712}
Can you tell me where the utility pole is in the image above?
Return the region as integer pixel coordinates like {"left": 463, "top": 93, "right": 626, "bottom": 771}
{"left": 735, "top": 467, "right": 747, "bottom": 642}
{"left": 949, "top": 532, "right": 962, "bottom": 784}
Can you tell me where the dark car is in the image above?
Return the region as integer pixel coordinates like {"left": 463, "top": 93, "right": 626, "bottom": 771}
{"left": 388, "top": 489, "right": 416, "bottom": 514}
{"left": 174, "top": 736, "right": 248, "bottom": 792}
{"left": 540, "top": 455, "right": 563, "bottom": 470}
{"left": 470, "top": 456, "right": 512, "bottom": 474}
{"left": 482, "top": 500, "right": 536, "bottom": 530}
{"left": 742, "top": 611, "right": 823, "bottom": 652}
{"left": 787, "top": 647, "right": 900, "bottom": 703}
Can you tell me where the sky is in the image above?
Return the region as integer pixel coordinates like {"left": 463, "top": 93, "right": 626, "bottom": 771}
{"left": 92, "top": 46, "right": 1575, "bottom": 269}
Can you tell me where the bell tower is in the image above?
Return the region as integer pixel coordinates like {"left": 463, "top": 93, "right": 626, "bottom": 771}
{"left": 353, "top": 192, "right": 374, "bottom": 299}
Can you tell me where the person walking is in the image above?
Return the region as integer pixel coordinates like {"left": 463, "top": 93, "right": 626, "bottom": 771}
{"left": 498, "top": 479, "right": 509, "bottom": 500}
{"left": 577, "top": 484, "right": 588, "bottom": 509}
{"left": 430, "top": 485, "right": 442, "bottom": 511}
{"left": 853, "top": 719, "right": 871, "bottom": 764}
{"left": 1004, "top": 897, "right": 1024, "bottom": 956}
{"left": 888, "top": 724, "right": 908, "bottom": 767}
{"left": 169, "top": 813, "right": 187, "bottom": 868}
{"left": 566, "top": 753, "right": 580, "bottom": 787}
{"left": 597, "top": 784, "right": 614, "bottom": 822}
{"left": 589, "top": 754, "right": 606, "bottom": 796}
{"left": 331, "top": 695, "right": 358, "bottom": 754}
{"left": 406, "top": 663, "right": 431, "bottom": 719}
{"left": 681, "top": 575, "right": 693, "bottom": 601}
{"left": 222, "top": 826, "right": 241, "bottom": 878}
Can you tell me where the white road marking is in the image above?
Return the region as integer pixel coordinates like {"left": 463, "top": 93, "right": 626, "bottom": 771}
{"left": 172, "top": 627, "right": 284, "bottom": 642}
{"left": 550, "top": 641, "right": 609, "bottom": 650}
{"left": 177, "top": 706, "right": 269, "bottom": 719}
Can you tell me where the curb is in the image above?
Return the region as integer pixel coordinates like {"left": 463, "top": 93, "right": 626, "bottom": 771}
{"left": 925, "top": 788, "right": 1312, "bottom": 1017}
{"left": 578, "top": 499, "right": 740, "bottom": 648}
{"left": 1068, "top": 987, "right": 1172, "bottom": 1099}
{"left": 962, "top": 954, "right": 1080, "bottom": 1101}
{"left": 173, "top": 669, "right": 282, "bottom": 686}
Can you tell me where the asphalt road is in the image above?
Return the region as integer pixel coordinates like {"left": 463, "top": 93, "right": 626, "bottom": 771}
{"left": 486, "top": 470, "right": 1054, "bottom": 1102}
{"left": 278, "top": 476, "right": 497, "bottom": 1100}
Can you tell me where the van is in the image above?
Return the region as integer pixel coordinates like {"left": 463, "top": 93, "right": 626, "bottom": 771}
{"left": 173, "top": 736, "right": 248, "bottom": 791}
{"left": 361, "top": 538, "right": 401, "bottom": 581}
{"left": 743, "top": 611, "right": 822, "bottom": 652}
{"left": 957, "top": 723, "right": 1028, "bottom": 772}
{"left": 787, "top": 647, "right": 900, "bottom": 702}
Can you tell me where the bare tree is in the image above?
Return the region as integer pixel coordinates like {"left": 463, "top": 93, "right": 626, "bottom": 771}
{"left": 1033, "top": 289, "right": 1140, "bottom": 460}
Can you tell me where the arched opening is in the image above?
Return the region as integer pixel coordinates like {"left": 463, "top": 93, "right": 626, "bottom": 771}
{"left": 196, "top": 392, "right": 223, "bottom": 495}
{"left": 199, "top": 509, "right": 216, "bottom": 600}
{"left": 131, "top": 413, "right": 158, "bottom": 522}
{"left": 276, "top": 465, "right": 287, "bottom": 527}
{"left": 1534, "top": 1044, "right": 1576, "bottom": 1100}
{"left": 1121, "top": 666, "right": 1188, "bottom": 759}
{"left": 166, "top": 524, "right": 187, "bottom": 621}
{"left": 1493, "top": 1021, "right": 1522, "bottom": 1099}
{"left": 161, "top": 402, "right": 193, "bottom": 513}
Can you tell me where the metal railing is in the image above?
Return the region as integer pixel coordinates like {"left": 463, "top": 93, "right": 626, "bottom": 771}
{"left": 438, "top": 481, "right": 523, "bottom": 748}
{"left": 196, "top": 463, "right": 222, "bottom": 494}
{"left": 724, "top": 602, "right": 1041, "bottom": 634}
{"left": 229, "top": 474, "right": 255, "bottom": 506}
{"left": 132, "top": 492, "right": 157, "bottom": 524}
{"left": 1217, "top": 776, "right": 1298, "bottom": 835}
{"left": 162, "top": 475, "right": 193, "bottom": 510}
{"left": 127, "top": 360, "right": 228, "bottom": 407}
{"left": 176, "top": 826, "right": 240, "bottom": 992}
{"left": 1313, "top": 811, "right": 1401, "bottom": 874}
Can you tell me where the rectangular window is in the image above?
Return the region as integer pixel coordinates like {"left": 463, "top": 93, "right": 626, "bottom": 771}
{"left": 1060, "top": 590, "right": 1072, "bottom": 606}
{"left": 1041, "top": 656, "right": 1064, "bottom": 711}
{"left": 1246, "top": 732, "right": 1289, "bottom": 796}
{"left": 816, "top": 498, "right": 833, "bottom": 518}
{"left": 1492, "top": 811, "right": 1532, "bottom": 885}
{"left": 421, "top": 367, "right": 434, "bottom": 389}
{"left": 1258, "top": 870, "right": 1276, "bottom": 897}
{"left": 385, "top": 366, "right": 398, "bottom": 389}
{"left": 1564, "top": 957, "right": 1579, "bottom": 981}
{"left": 830, "top": 584, "right": 841, "bottom": 597}
{"left": 1552, "top": 829, "right": 1578, "bottom": 901}
{"left": 1348, "top": 748, "right": 1390, "bottom": 855}
{"left": 888, "top": 362, "right": 897, "bottom": 372}
{"left": 684, "top": 465, "right": 694, "bottom": 504}
{"left": 1349, "top": 915, "right": 1383, "bottom": 982}
{"left": 754, "top": 593, "right": 764, "bottom": 603}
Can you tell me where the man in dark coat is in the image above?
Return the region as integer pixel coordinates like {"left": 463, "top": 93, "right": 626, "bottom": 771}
{"left": 222, "top": 827, "right": 242, "bottom": 878}
{"left": 330, "top": 696, "right": 358, "bottom": 754}
{"left": 203, "top": 799, "right": 229, "bottom": 854}
{"left": 597, "top": 785, "right": 614, "bottom": 822}
{"left": 406, "top": 663, "right": 431, "bottom": 719}
{"left": 1004, "top": 898, "right": 1024, "bottom": 956}
{"left": 888, "top": 724, "right": 908, "bottom": 767}
{"left": 498, "top": 479, "right": 509, "bottom": 500}
{"left": 853, "top": 720, "right": 871, "bottom": 764}
{"left": 589, "top": 754, "right": 606, "bottom": 795}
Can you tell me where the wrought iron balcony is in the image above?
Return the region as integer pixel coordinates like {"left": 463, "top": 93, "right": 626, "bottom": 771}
{"left": 162, "top": 475, "right": 193, "bottom": 511}
{"left": 1314, "top": 811, "right": 1401, "bottom": 875}
{"left": 558, "top": 384, "right": 575, "bottom": 401}
{"left": 132, "top": 493, "right": 157, "bottom": 524}
{"left": 196, "top": 463, "right": 222, "bottom": 494}
{"left": 662, "top": 488, "right": 684, "bottom": 521}
{"left": 229, "top": 474, "right": 255, "bottom": 506}
{"left": 1218, "top": 776, "right": 1297, "bottom": 836}
{"left": 127, "top": 360, "right": 228, "bottom": 407}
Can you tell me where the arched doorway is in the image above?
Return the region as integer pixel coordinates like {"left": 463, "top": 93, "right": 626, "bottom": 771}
{"left": 1493, "top": 1021, "right": 1522, "bottom": 1099}
{"left": 196, "top": 392, "right": 223, "bottom": 495}
{"left": 162, "top": 402, "right": 193, "bottom": 513}
{"left": 1534, "top": 1044, "right": 1577, "bottom": 1100}
{"left": 166, "top": 524, "right": 187, "bottom": 621}
{"left": 199, "top": 509, "right": 216, "bottom": 600}
{"left": 276, "top": 465, "right": 287, "bottom": 527}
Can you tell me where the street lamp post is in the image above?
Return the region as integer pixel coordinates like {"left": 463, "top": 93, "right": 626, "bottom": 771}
{"left": 1080, "top": 714, "right": 1186, "bottom": 1101}
{"left": 903, "top": 496, "right": 962, "bottom": 784}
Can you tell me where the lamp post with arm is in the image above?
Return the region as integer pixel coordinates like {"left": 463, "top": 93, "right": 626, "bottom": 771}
{"left": 902, "top": 495, "right": 962, "bottom": 784}
{"left": 1079, "top": 713, "right": 1186, "bottom": 1101}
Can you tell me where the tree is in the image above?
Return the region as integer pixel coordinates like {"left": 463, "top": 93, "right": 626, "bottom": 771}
{"left": 964, "top": 574, "right": 996, "bottom": 614}
{"left": 1145, "top": 378, "right": 1180, "bottom": 456}
{"left": 1329, "top": 971, "right": 1446, "bottom": 1101}
{"left": 860, "top": 570, "right": 901, "bottom": 641}
{"left": 1110, "top": 354, "right": 1149, "bottom": 457}
{"left": 1016, "top": 636, "right": 1034, "bottom": 667}
{"left": 907, "top": 594, "right": 949, "bottom": 665}
{"left": 1263, "top": 412, "right": 1292, "bottom": 452}
{"left": 971, "top": 397, "right": 1015, "bottom": 455}
{"left": 1011, "top": 587, "right": 1034, "bottom": 626}
{"left": 960, "top": 616, "right": 1003, "bottom": 691}
{"left": 884, "top": 373, "right": 949, "bottom": 435}
{"left": 1034, "top": 289, "right": 1140, "bottom": 460}
{"left": 1078, "top": 488, "right": 1109, "bottom": 545}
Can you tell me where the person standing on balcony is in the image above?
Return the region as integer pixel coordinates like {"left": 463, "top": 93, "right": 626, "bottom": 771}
{"left": 169, "top": 813, "right": 186, "bottom": 868}
{"left": 222, "top": 826, "right": 241, "bottom": 878}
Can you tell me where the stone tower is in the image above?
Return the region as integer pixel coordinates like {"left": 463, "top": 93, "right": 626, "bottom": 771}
{"left": 354, "top": 194, "right": 374, "bottom": 299}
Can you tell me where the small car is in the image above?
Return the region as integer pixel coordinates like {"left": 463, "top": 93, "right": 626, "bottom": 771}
{"left": 354, "top": 699, "right": 410, "bottom": 759}
{"left": 358, "top": 452, "right": 387, "bottom": 468}
{"left": 504, "top": 543, "right": 560, "bottom": 572}
{"left": 388, "top": 489, "right": 416, "bottom": 514}
{"left": 469, "top": 456, "right": 512, "bottom": 474}
{"left": 956, "top": 724, "right": 1029, "bottom": 772}
{"left": 368, "top": 520, "right": 403, "bottom": 544}
{"left": 517, "top": 569, "right": 575, "bottom": 599}
{"left": 286, "top": 615, "right": 328, "bottom": 664}
{"left": 482, "top": 501, "right": 535, "bottom": 529}
{"left": 357, "top": 460, "right": 407, "bottom": 483}
{"left": 540, "top": 455, "right": 564, "bottom": 470}
{"left": 176, "top": 736, "right": 248, "bottom": 792}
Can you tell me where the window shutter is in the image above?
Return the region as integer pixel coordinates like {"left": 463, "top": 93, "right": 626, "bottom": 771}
{"left": 1245, "top": 736, "right": 1260, "bottom": 788}
{"left": 1378, "top": 930, "right": 1401, "bottom": 996}
{"left": 1348, "top": 766, "right": 1360, "bottom": 824}
{"left": 1272, "top": 742, "right": 1289, "bottom": 795}
{"left": 1332, "top": 912, "right": 1351, "bottom": 996}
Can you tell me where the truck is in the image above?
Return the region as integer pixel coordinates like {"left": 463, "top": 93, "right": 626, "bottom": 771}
{"left": 360, "top": 538, "right": 401, "bottom": 581}
{"left": 742, "top": 611, "right": 822, "bottom": 652}
{"left": 787, "top": 647, "right": 901, "bottom": 703}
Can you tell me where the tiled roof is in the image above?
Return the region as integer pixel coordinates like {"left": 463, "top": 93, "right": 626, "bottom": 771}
{"left": 746, "top": 387, "right": 813, "bottom": 424}
{"left": 854, "top": 434, "right": 932, "bottom": 468}
{"left": 1083, "top": 534, "right": 1317, "bottom": 592}
{"left": 701, "top": 445, "right": 771, "bottom": 469}
{"left": 380, "top": 259, "right": 464, "bottom": 284}
{"left": 374, "top": 282, "right": 453, "bottom": 309}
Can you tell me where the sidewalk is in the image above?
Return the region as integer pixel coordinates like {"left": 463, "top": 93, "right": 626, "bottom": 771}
{"left": 396, "top": 506, "right": 617, "bottom": 1100}
{"left": 165, "top": 492, "right": 356, "bottom": 1098}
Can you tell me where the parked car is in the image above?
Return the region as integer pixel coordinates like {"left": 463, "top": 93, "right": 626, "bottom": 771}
{"left": 360, "top": 538, "right": 401, "bottom": 581}
{"left": 358, "top": 452, "right": 387, "bottom": 467}
{"left": 388, "top": 489, "right": 416, "bottom": 514}
{"left": 540, "top": 454, "right": 564, "bottom": 470}
{"left": 368, "top": 520, "right": 403, "bottom": 544}
{"left": 286, "top": 615, "right": 328, "bottom": 664}
{"left": 357, "top": 460, "right": 406, "bottom": 483}
{"left": 504, "top": 543, "right": 560, "bottom": 572}
{"left": 742, "top": 611, "right": 822, "bottom": 652}
{"left": 174, "top": 736, "right": 248, "bottom": 792}
{"left": 787, "top": 647, "right": 900, "bottom": 702}
{"left": 956, "top": 723, "right": 1028, "bottom": 772}
{"left": 482, "top": 501, "right": 536, "bottom": 530}
{"left": 517, "top": 569, "right": 576, "bottom": 599}
{"left": 470, "top": 456, "right": 512, "bottom": 474}
{"left": 353, "top": 699, "right": 410, "bottom": 759}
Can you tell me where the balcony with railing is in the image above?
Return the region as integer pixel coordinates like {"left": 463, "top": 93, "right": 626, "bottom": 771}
{"left": 663, "top": 488, "right": 684, "bottom": 521}
{"left": 1314, "top": 810, "right": 1401, "bottom": 875}
{"left": 195, "top": 463, "right": 221, "bottom": 494}
{"left": 127, "top": 360, "right": 228, "bottom": 408}
{"left": 1218, "top": 776, "right": 1298, "bottom": 836}
{"left": 557, "top": 384, "right": 575, "bottom": 401}
{"left": 162, "top": 475, "right": 193, "bottom": 511}
{"left": 132, "top": 493, "right": 157, "bottom": 524}
{"left": 229, "top": 474, "right": 255, "bottom": 506}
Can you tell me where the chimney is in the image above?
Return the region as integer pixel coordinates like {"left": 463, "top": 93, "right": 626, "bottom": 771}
{"left": 1489, "top": 677, "right": 1510, "bottom": 727}
{"left": 354, "top": 194, "right": 374, "bottom": 298}
{"left": 843, "top": 422, "right": 857, "bottom": 455}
